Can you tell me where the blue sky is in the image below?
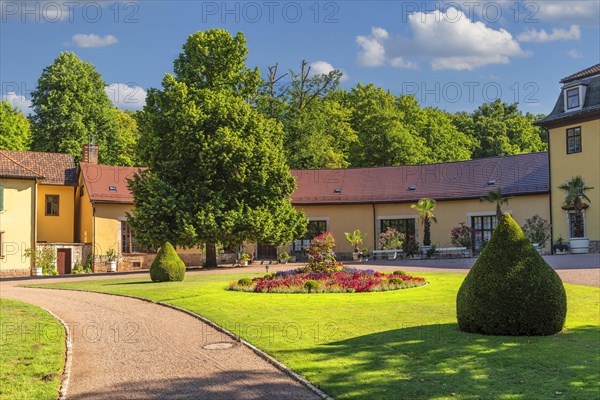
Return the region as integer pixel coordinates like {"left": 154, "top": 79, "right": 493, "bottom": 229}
{"left": 1, "top": 1, "right": 599, "bottom": 114}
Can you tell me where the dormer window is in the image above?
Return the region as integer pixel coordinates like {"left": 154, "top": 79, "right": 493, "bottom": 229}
{"left": 563, "top": 84, "right": 586, "bottom": 112}
{"left": 566, "top": 88, "right": 580, "bottom": 109}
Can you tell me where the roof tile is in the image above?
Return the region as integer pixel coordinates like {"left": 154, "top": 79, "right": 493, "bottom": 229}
{"left": 0, "top": 150, "right": 76, "bottom": 185}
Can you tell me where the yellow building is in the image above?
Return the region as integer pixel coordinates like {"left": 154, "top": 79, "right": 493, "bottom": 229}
{"left": 77, "top": 145, "right": 205, "bottom": 271}
{"left": 287, "top": 153, "right": 551, "bottom": 259}
{"left": 0, "top": 149, "right": 80, "bottom": 276}
{"left": 536, "top": 64, "right": 600, "bottom": 253}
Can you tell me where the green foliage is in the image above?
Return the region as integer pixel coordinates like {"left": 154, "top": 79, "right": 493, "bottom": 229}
{"left": 393, "top": 270, "right": 409, "bottom": 276}
{"left": 303, "top": 232, "right": 343, "bottom": 273}
{"left": 403, "top": 236, "right": 421, "bottom": 258}
{"left": 24, "top": 246, "right": 56, "bottom": 275}
{"left": 278, "top": 251, "right": 290, "bottom": 261}
{"left": 411, "top": 198, "right": 437, "bottom": 246}
{"left": 344, "top": 229, "right": 366, "bottom": 252}
{"left": 457, "top": 214, "right": 567, "bottom": 335}
{"left": 450, "top": 222, "right": 474, "bottom": 249}
{"left": 0, "top": 101, "right": 31, "bottom": 150}
{"left": 29, "top": 52, "right": 124, "bottom": 163}
{"left": 304, "top": 279, "right": 320, "bottom": 292}
{"left": 129, "top": 30, "right": 307, "bottom": 267}
{"left": 486, "top": 188, "right": 512, "bottom": 221}
{"left": 149, "top": 242, "right": 186, "bottom": 282}
{"left": 559, "top": 176, "right": 593, "bottom": 238}
{"left": 522, "top": 215, "right": 551, "bottom": 247}
{"left": 108, "top": 108, "right": 139, "bottom": 166}
{"left": 237, "top": 277, "right": 253, "bottom": 286}
{"left": 240, "top": 253, "right": 251, "bottom": 261}
{"left": 379, "top": 228, "right": 404, "bottom": 250}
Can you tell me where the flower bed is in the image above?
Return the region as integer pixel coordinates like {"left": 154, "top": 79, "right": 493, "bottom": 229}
{"left": 228, "top": 267, "right": 427, "bottom": 293}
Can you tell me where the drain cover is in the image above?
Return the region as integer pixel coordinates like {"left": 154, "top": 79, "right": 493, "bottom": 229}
{"left": 203, "top": 342, "right": 235, "bottom": 350}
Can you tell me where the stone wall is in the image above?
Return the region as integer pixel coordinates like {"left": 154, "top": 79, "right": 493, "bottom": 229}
{"left": 590, "top": 240, "right": 600, "bottom": 253}
{"left": 0, "top": 269, "right": 31, "bottom": 278}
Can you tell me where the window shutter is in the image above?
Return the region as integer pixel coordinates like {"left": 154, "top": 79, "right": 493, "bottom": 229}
{"left": 0, "top": 186, "right": 4, "bottom": 212}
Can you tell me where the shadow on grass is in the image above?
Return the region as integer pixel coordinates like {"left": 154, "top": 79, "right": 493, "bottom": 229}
{"left": 283, "top": 323, "right": 600, "bottom": 399}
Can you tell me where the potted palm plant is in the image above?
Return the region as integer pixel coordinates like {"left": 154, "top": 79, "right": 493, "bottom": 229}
{"left": 559, "top": 176, "right": 594, "bottom": 254}
{"left": 106, "top": 248, "right": 118, "bottom": 272}
{"left": 278, "top": 251, "right": 291, "bottom": 264}
{"left": 552, "top": 236, "right": 569, "bottom": 255}
{"left": 411, "top": 198, "right": 437, "bottom": 249}
{"left": 240, "top": 253, "right": 251, "bottom": 266}
{"left": 345, "top": 229, "right": 366, "bottom": 261}
{"left": 486, "top": 188, "right": 512, "bottom": 221}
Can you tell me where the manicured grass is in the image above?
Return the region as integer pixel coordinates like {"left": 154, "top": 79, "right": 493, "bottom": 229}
{"left": 0, "top": 298, "right": 65, "bottom": 400}
{"left": 36, "top": 272, "right": 599, "bottom": 399}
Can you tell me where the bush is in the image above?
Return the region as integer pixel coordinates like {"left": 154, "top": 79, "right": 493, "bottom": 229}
{"left": 451, "top": 222, "right": 474, "bottom": 248}
{"left": 304, "top": 280, "right": 320, "bottom": 292}
{"left": 303, "top": 232, "right": 343, "bottom": 273}
{"left": 522, "top": 215, "right": 551, "bottom": 248}
{"left": 403, "top": 236, "right": 421, "bottom": 258}
{"left": 237, "top": 278, "right": 253, "bottom": 286}
{"left": 150, "top": 242, "right": 186, "bottom": 282}
{"left": 389, "top": 278, "right": 404, "bottom": 285}
{"left": 393, "top": 270, "right": 409, "bottom": 276}
{"left": 456, "top": 213, "right": 567, "bottom": 336}
{"left": 379, "top": 228, "right": 404, "bottom": 250}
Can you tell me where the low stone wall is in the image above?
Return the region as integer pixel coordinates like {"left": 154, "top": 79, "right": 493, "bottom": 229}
{"left": 590, "top": 241, "right": 600, "bottom": 253}
{"left": 0, "top": 268, "right": 31, "bottom": 278}
{"left": 93, "top": 251, "right": 223, "bottom": 272}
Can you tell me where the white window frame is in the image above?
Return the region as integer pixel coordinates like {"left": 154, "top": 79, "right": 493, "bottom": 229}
{"left": 376, "top": 215, "right": 418, "bottom": 249}
{"left": 563, "top": 84, "right": 586, "bottom": 112}
{"left": 565, "top": 210, "right": 587, "bottom": 239}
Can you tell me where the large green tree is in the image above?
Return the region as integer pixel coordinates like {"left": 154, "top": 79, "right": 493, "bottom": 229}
{"left": 130, "top": 29, "right": 307, "bottom": 267}
{"left": 0, "top": 101, "right": 31, "bottom": 150}
{"left": 109, "top": 108, "right": 139, "bottom": 166}
{"left": 29, "top": 52, "right": 121, "bottom": 163}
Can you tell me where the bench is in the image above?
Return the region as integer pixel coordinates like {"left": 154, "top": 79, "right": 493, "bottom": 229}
{"left": 433, "top": 247, "right": 469, "bottom": 258}
{"left": 372, "top": 249, "right": 404, "bottom": 260}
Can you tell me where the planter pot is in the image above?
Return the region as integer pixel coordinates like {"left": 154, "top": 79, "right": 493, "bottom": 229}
{"left": 555, "top": 249, "right": 568, "bottom": 255}
{"left": 108, "top": 261, "right": 117, "bottom": 272}
{"left": 387, "top": 252, "right": 397, "bottom": 261}
{"left": 279, "top": 259, "right": 288, "bottom": 264}
{"left": 241, "top": 260, "right": 249, "bottom": 266}
{"left": 33, "top": 267, "right": 43, "bottom": 276}
{"left": 533, "top": 243, "right": 543, "bottom": 255}
{"left": 569, "top": 237, "right": 589, "bottom": 254}
{"left": 290, "top": 256, "right": 297, "bottom": 262}
{"left": 352, "top": 252, "right": 361, "bottom": 261}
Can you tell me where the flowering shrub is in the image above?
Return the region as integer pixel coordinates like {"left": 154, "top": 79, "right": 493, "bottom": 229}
{"left": 522, "top": 215, "right": 551, "bottom": 248}
{"left": 403, "top": 236, "right": 421, "bottom": 258}
{"left": 228, "top": 268, "right": 427, "bottom": 293}
{"left": 302, "top": 232, "right": 344, "bottom": 273}
{"left": 451, "top": 222, "right": 474, "bottom": 249}
{"left": 379, "top": 228, "right": 405, "bottom": 250}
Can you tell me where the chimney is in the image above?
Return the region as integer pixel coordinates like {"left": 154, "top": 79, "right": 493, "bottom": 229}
{"left": 82, "top": 143, "right": 98, "bottom": 164}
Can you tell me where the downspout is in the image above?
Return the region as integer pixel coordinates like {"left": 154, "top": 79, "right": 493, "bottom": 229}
{"left": 546, "top": 128, "right": 554, "bottom": 254}
{"left": 92, "top": 205, "right": 96, "bottom": 272}
{"left": 31, "top": 178, "right": 38, "bottom": 275}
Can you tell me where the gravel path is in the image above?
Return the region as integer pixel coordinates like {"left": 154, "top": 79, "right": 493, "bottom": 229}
{"left": 0, "top": 279, "right": 320, "bottom": 400}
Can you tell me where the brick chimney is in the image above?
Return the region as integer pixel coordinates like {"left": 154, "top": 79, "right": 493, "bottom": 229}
{"left": 82, "top": 143, "right": 98, "bottom": 164}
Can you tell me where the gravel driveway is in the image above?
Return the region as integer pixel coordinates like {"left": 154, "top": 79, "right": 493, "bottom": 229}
{"left": 0, "top": 279, "right": 320, "bottom": 400}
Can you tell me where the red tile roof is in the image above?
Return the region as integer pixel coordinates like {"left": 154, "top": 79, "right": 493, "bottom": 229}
{"left": 0, "top": 150, "right": 77, "bottom": 185}
{"left": 291, "top": 153, "right": 549, "bottom": 205}
{"left": 560, "top": 63, "right": 600, "bottom": 83}
{"left": 80, "top": 163, "right": 144, "bottom": 203}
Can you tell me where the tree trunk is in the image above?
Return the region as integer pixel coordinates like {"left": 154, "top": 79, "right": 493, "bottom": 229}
{"left": 205, "top": 243, "right": 218, "bottom": 268}
{"left": 496, "top": 205, "right": 503, "bottom": 222}
{"left": 423, "top": 218, "right": 431, "bottom": 246}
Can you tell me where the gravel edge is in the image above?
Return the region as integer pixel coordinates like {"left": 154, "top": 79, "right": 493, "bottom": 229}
{"left": 41, "top": 307, "right": 73, "bottom": 400}
{"left": 29, "top": 286, "right": 333, "bottom": 400}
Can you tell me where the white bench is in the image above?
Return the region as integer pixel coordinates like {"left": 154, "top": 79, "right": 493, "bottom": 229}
{"left": 433, "top": 247, "right": 469, "bottom": 258}
{"left": 372, "top": 249, "right": 404, "bottom": 260}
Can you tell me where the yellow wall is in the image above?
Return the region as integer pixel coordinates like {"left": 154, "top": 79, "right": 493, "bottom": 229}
{"left": 94, "top": 203, "right": 131, "bottom": 256}
{"left": 0, "top": 178, "right": 35, "bottom": 272}
{"left": 76, "top": 176, "right": 94, "bottom": 245}
{"left": 37, "top": 184, "right": 75, "bottom": 243}
{"left": 549, "top": 119, "right": 600, "bottom": 242}
{"left": 298, "top": 194, "right": 551, "bottom": 253}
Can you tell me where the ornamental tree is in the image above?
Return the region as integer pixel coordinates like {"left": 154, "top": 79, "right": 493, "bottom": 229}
{"left": 129, "top": 29, "right": 307, "bottom": 267}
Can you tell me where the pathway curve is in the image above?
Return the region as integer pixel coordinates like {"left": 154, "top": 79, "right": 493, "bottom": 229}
{"left": 0, "top": 278, "right": 320, "bottom": 400}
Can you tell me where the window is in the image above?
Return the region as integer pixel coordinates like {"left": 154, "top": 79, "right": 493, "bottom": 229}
{"left": 380, "top": 219, "right": 416, "bottom": 242}
{"left": 45, "top": 195, "right": 59, "bottom": 216}
{"left": 292, "top": 220, "right": 327, "bottom": 254}
{"left": 566, "top": 127, "right": 582, "bottom": 154}
{"left": 472, "top": 216, "right": 497, "bottom": 250}
{"left": 568, "top": 211, "right": 586, "bottom": 238}
{"left": 121, "top": 221, "right": 153, "bottom": 254}
{"left": 566, "top": 87, "right": 580, "bottom": 110}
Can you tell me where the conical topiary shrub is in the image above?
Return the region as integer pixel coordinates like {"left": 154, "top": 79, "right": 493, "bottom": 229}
{"left": 150, "top": 242, "right": 186, "bottom": 282}
{"left": 457, "top": 213, "right": 566, "bottom": 336}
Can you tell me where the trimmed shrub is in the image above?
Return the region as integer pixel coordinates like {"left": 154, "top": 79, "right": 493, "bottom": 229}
{"left": 304, "top": 280, "right": 320, "bottom": 292}
{"left": 150, "top": 242, "right": 186, "bottom": 282}
{"left": 393, "top": 270, "right": 409, "bottom": 276}
{"left": 237, "top": 278, "right": 253, "bottom": 286}
{"left": 457, "top": 214, "right": 567, "bottom": 336}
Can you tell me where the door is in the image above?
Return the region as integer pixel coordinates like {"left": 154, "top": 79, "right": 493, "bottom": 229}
{"left": 56, "top": 249, "right": 72, "bottom": 275}
{"left": 256, "top": 244, "right": 277, "bottom": 260}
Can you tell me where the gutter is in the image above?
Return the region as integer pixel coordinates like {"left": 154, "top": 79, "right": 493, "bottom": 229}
{"left": 32, "top": 178, "right": 38, "bottom": 274}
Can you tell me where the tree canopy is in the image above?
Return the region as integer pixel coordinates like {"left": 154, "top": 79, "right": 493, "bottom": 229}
{"left": 129, "top": 29, "right": 307, "bottom": 267}
{"left": 0, "top": 101, "right": 31, "bottom": 150}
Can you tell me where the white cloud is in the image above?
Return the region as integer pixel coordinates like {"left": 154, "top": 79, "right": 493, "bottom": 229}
{"left": 309, "top": 61, "right": 349, "bottom": 82}
{"left": 71, "top": 34, "right": 118, "bottom": 48}
{"left": 567, "top": 49, "right": 583, "bottom": 59}
{"left": 2, "top": 92, "right": 32, "bottom": 115}
{"left": 355, "top": 8, "right": 526, "bottom": 71}
{"left": 518, "top": 25, "right": 581, "bottom": 43}
{"left": 537, "top": 1, "right": 600, "bottom": 26}
{"left": 105, "top": 83, "right": 147, "bottom": 110}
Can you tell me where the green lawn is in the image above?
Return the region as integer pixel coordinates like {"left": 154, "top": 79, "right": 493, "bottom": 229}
{"left": 0, "top": 298, "right": 65, "bottom": 400}
{"left": 35, "top": 272, "right": 599, "bottom": 399}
